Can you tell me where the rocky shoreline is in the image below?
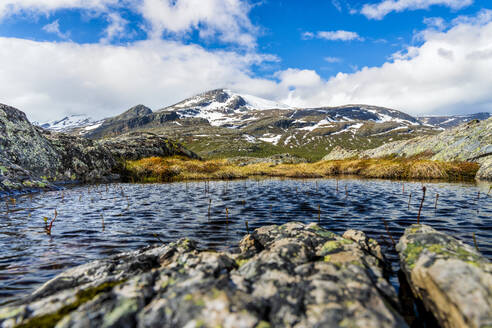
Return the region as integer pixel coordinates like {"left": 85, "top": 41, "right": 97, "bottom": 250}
{"left": 0, "top": 104, "right": 199, "bottom": 196}
{"left": 0, "top": 222, "right": 490, "bottom": 328}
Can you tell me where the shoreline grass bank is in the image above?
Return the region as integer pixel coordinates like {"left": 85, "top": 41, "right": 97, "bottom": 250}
{"left": 122, "top": 156, "right": 479, "bottom": 182}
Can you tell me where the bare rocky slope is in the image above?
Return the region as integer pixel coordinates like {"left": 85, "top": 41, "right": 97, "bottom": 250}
{"left": 0, "top": 104, "right": 198, "bottom": 194}
{"left": 323, "top": 118, "right": 492, "bottom": 180}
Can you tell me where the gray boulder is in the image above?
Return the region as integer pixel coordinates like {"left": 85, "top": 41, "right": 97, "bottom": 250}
{"left": 397, "top": 224, "right": 492, "bottom": 328}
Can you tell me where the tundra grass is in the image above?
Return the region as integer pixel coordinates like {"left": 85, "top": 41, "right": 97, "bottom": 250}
{"left": 122, "top": 156, "right": 479, "bottom": 182}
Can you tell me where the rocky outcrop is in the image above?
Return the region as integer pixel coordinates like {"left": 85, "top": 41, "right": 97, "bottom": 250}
{"left": 227, "top": 153, "right": 307, "bottom": 166}
{"left": 0, "top": 104, "right": 62, "bottom": 192}
{"left": 323, "top": 118, "right": 492, "bottom": 180}
{"left": 99, "top": 132, "right": 200, "bottom": 161}
{"left": 0, "top": 104, "right": 199, "bottom": 194}
{"left": 322, "top": 146, "right": 360, "bottom": 161}
{"left": 397, "top": 224, "right": 492, "bottom": 328}
{"left": 42, "top": 131, "right": 119, "bottom": 183}
{"left": 0, "top": 223, "right": 407, "bottom": 328}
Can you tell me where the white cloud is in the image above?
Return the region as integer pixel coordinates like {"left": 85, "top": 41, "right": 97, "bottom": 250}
{"left": 361, "top": 0, "right": 473, "bottom": 20}
{"left": 42, "top": 19, "right": 70, "bottom": 39}
{"left": 331, "top": 0, "right": 342, "bottom": 12}
{"left": 0, "top": 37, "right": 279, "bottom": 122}
{"left": 100, "top": 12, "right": 129, "bottom": 43}
{"left": 303, "top": 30, "right": 363, "bottom": 41}
{"left": 137, "top": 0, "right": 258, "bottom": 47}
{"left": 279, "top": 12, "right": 492, "bottom": 115}
{"left": 324, "top": 56, "right": 342, "bottom": 63}
{"left": 0, "top": 0, "right": 118, "bottom": 19}
{"left": 423, "top": 17, "right": 447, "bottom": 30}
{"left": 0, "top": 0, "right": 258, "bottom": 47}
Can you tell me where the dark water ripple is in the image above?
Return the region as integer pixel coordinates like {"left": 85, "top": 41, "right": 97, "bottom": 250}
{"left": 0, "top": 178, "right": 491, "bottom": 306}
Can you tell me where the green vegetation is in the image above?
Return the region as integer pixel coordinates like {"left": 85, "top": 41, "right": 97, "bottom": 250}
{"left": 122, "top": 156, "right": 479, "bottom": 183}
{"left": 14, "top": 280, "right": 124, "bottom": 328}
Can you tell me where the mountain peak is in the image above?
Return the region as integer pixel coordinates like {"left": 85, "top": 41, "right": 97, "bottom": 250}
{"left": 159, "top": 89, "right": 292, "bottom": 127}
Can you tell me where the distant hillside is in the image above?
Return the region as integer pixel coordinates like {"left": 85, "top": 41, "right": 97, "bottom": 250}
{"left": 323, "top": 118, "right": 492, "bottom": 180}
{"left": 418, "top": 112, "right": 491, "bottom": 129}
{"left": 38, "top": 89, "right": 441, "bottom": 160}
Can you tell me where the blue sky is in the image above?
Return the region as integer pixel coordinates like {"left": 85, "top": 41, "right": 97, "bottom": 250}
{"left": 0, "top": 0, "right": 491, "bottom": 121}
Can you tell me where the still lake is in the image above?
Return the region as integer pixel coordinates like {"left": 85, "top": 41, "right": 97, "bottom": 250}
{"left": 0, "top": 178, "right": 491, "bottom": 306}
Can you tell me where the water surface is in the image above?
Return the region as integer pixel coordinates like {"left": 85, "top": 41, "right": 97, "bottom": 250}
{"left": 0, "top": 178, "right": 491, "bottom": 306}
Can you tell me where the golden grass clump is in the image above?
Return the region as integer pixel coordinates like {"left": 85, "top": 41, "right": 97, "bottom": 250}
{"left": 122, "top": 156, "right": 480, "bottom": 183}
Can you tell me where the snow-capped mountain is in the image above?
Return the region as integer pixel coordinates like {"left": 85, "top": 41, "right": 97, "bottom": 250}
{"left": 44, "top": 89, "right": 491, "bottom": 160}
{"left": 158, "top": 89, "right": 292, "bottom": 127}
{"left": 38, "top": 114, "right": 103, "bottom": 133}
{"left": 418, "top": 112, "right": 491, "bottom": 129}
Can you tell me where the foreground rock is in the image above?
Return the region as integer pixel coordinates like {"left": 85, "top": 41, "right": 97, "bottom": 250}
{"left": 0, "top": 223, "right": 407, "bottom": 328}
{"left": 397, "top": 224, "right": 492, "bottom": 328}
{"left": 323, "top": 118, "right": 492, "bottom": 180}
{"left": 0, "top": 104, "right": 198, "bottom": 194}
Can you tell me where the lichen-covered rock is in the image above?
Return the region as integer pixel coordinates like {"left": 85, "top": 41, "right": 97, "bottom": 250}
{"left": 0, "top": 223, "right": 407, "bottom": 328}
{"left": 397, "top": 224, "right": 492, "bottom": 328}
{"left": 99, "top": 132, "right": 200, "bottom": 161}
{"left": 43, "top": 130, "right": 119, "bottom": 183}
{"left": 322, "top": 146, "right": 360, "bottom": 161}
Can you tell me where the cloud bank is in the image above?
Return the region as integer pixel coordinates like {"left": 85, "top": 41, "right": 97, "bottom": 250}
{"left": 279, "top": 10, "right": 492, "bottom": 115}
{"left": 361, "top": 0, "right": 474, "bottom": 20}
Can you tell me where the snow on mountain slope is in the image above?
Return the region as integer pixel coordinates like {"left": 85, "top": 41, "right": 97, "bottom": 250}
{"left": 418, "top": 112, "right": 491, "bottom": 129}
{"left": 38, "top": 114, "right": 101, "bottom": 132}
{"left": 160, "top": 89, "right": 292, "bottom": 127}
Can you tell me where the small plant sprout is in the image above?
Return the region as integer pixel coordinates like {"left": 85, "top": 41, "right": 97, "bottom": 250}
{"left": 382, "top": 218, "right": 396, "bottom": 249}
{"left": 435, "top": 193, "right": 439, "bottom": 210}
{"left": 154, "top": 233, "right": 165, "bottom": 244}
{"left": 245, "top": 221, "right": 250, "bottom": 234}
{"left": 417, "top": 186, "right": 427, "bottom": 224}
{"left": 472, "top": 232, "right": 479, "bottom": 252}
{"left": 46, "top": 209, "right": 57, "bottom": 235}
{"left": 477, "top": 191, "right": 480, "bottom": 213}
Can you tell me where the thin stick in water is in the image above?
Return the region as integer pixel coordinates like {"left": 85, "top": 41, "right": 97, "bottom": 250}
{"left": 417, "top": 186, "right": 427, "bottom": 224}
{"left": 472, "top": 232, "right": 479, "bottom": 252}
{"left": 434, "top": 193, "right": 439, "bottom": 210}
{"left": 226, "top": 207, "right": 229, "bottom": 224}
{"left": 318, "top": 204, "right": 321, "bottom": 222}
{"left": 382, "top": 218, "right": 396, "bottom": 249}
{"left": 245, "top": 221, "right": 250, "bottom": 234}
{"left": 408, "top": 192, "right": 412, "bottom": 209}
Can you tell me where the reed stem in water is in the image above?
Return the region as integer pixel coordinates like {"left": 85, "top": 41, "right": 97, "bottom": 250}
{"left": 382, "top": 218, "right": 396, "bottom": 249}
{"left": 417, "top": 186, "right": 426, "bottom": 224}
{"left": 472, "top": 232, "right": 479, "bottom": 252}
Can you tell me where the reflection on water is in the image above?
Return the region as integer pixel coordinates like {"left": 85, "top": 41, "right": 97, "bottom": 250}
{"left": 0, "top": 178, "right": 491, "bottom": 305}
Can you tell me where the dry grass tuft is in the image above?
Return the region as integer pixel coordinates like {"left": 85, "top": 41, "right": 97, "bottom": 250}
{"left": 122, "top": 156, "right": 480, "bottom": 183}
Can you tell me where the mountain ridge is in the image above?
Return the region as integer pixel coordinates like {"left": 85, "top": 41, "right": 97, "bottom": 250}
{"left": 35, "top": 89, "right": 490, "bottom": 161}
